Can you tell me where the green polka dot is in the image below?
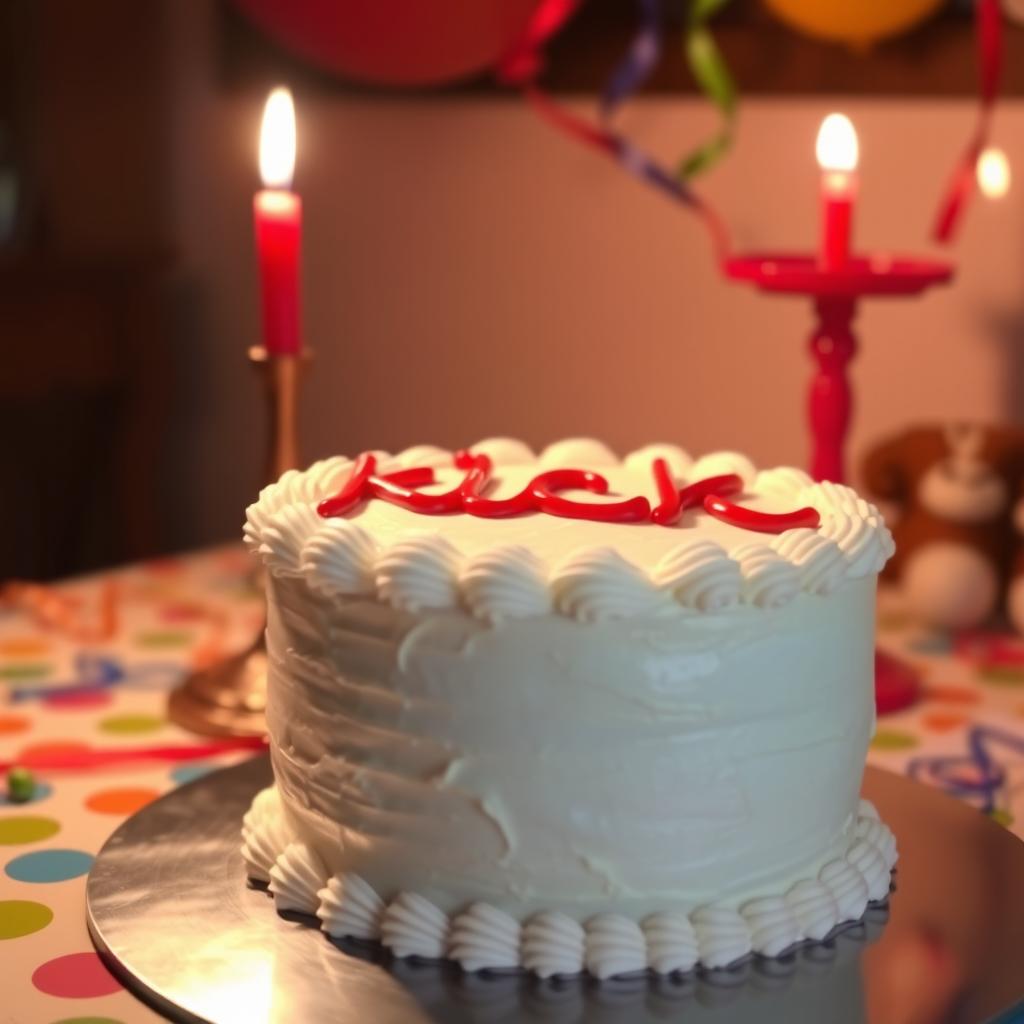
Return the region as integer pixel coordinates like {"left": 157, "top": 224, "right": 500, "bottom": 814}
{"left": 989, "top": 808, "right": 1014, "bottom": 828}
{"left": 0, "top": 815, "right": 60, "bottom": 844}
{"left": 50, "top": 1019, "right": 126, "bottom": 1024}
{"left": 0, "top": 899, "right": 53, "bottom": 938}
{"left": 0, "top": 663, "right": 54, "bottom": 681}
{"left": 134, "top": 630, "right": 193, "bottom": 649}
{"left": 98, "top": 713, "right": 165, "bottom": 735}
{"left": 979, "top": 666, "right": 1024, "bottom": 688}
{"left": 870, "top": 729, "right": 919, "bottom": 751}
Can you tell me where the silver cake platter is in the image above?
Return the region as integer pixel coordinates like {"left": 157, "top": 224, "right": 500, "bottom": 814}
{"left": 86, "top": 758, "right": 1024, "bottom": 1024}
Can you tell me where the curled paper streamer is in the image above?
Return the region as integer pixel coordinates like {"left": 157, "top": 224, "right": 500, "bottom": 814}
{"left": 931, "top": 0, "right": 1003, "bottom": 243}
{"left": 599, "top": 0, "right": 661, "bottom": 119}
{"left": 679, "top": 0, "right": 737, "bottom": 180}
{"left": 498, "top": 0, "right": 731, "bottom": 259}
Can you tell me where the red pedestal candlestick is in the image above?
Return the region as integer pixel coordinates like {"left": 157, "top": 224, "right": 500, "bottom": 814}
{"left": 724, "top": 115, "right": 955, "bottom": 718}
{"left": 254, "top": 87, "right": 302, "bottom": 355}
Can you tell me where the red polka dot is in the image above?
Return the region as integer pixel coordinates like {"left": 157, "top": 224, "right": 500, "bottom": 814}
{"left": 159, "top": 602, "right": 207, "bottom": 622}
{"left": 32, "top": 952, "right": 122, "bottom": 998}
{"left": 0, "top": 714, "right": 30, "bottom": 735}
{"left": 44, "top": 691, "right": 114, "bottom": 711}
{"left": 19, "top": 740, "right": 91, "bottom": 761}
{"left": 85, "top": 787, "right": 160, "bottom": 815}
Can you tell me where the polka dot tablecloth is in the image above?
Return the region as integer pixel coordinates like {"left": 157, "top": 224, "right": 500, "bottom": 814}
{"left": 0, "top": 547, "right": 262, "bottom": 1024}
{"left": 1, "top": 550, "right": 1024, "bottom": 1023}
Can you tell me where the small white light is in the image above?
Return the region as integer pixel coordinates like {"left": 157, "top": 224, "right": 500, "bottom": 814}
{"left": 977, "top": 146, "right": 1010, "bottom": 200}
{"left": 816, "top": 113, "right": 859, "bottom": 174}
{"left": 259, "top": 87, "right": 296, "bottom": 190}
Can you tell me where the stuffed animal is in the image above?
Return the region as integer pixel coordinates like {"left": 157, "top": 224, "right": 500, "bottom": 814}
{"left": 862, "top": 423, "right": 1024, "bottom": 631}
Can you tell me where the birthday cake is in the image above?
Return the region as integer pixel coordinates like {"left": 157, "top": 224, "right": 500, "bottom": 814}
{"left": 240, "top": 438, "right": 897, "bottom": 978}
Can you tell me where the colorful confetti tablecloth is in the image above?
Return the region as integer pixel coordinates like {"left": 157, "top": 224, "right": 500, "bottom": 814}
{"left": 1, "top": 548, "right": 1023, "bottom": 1024}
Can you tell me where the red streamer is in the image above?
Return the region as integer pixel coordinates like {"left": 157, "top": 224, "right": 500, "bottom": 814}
{"left": 932, "top": 0, "right": 1003, "bottom": 244}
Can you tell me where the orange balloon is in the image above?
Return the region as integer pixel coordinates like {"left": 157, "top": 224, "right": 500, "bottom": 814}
{"left": 764, "top": 0, "right": 943, "bottom": 48}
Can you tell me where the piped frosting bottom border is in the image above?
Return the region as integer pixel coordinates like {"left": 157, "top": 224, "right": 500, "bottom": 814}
{"left": 241, "top": 786, "right": 897, "bottom": 980}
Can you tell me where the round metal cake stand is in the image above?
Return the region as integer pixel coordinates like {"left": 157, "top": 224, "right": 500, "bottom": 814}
{"left": 86, "top": 759, "right": 1024, "bottom": 1024}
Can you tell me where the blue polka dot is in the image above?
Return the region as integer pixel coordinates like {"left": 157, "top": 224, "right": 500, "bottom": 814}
{"left": 0, "top": 781, "right": 53, "bottom": 807}
{"left": 170, "top": 762, "right": 215, "bottom": 785}
{"left": 5, "top": 848, "right": 94, "bottom": 883}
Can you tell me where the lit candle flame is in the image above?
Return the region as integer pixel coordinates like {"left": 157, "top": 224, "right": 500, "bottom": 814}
{"left": 816, "top": 113, "right": 858, "bottom": 174}
{"left": 259, "top": 87, "right": 296, "bottom": 190}
{"left": 976, "top": 147, "right": 1010, "bottom": 200}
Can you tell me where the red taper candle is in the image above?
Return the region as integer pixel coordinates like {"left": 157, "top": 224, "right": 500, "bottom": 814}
{"left": 254, "top": 87, "right": 302, "bottom": 355}
{"left": 816, "top": 113, "right": 858, "bottom": 273}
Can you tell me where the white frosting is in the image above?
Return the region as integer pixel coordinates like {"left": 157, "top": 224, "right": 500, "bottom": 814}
{"left": 652, "top": 540, "right": 741, "bottom": 611}
{"left": 691, "top": 906, "right": 753, "bottom": 969}
{"left": 459, "top": 546, "right": 551, "bottom": 623}
{"left": 623, "top": 444, "right": 692, "bottom": 478}
{"left": 240, "top": 786, "right": 294, "bottom": 883}
{"left": 818, "top": 858, "right": 869, "bottom": 922}
{"left": 521, "top": 912, "right": 586, "bottom": 978}
{"left": 381, "top": 892, "right": 450, "bottom": 960}
{"left": 740, "top": 896, "right": 801, "bottom": 957}
{"left": 244, "top": 438, "right": 896, "bottom": 979}
{"left": 550, "top": 547, "right": 666, "bottom": 622}
{"left": 732, "top": 543, "right": 801, "bottom": 609}
{"left": 448, "top": 903, "right": 522, "bottom": 972}
{"left": 641, "top": 911, "right": 699, "bottom": 974}
{"left": 798, "top": 482, "right": 894, "bottom": 579}
{"left": 268, "top": 842, "right": 327, "bottom": 915}
{"left": 784, "top": 879, "right": 839, "bottom": 941}
{"left": 771, "top": 529, "right": 847, "bottom": 596}
{"left": 243, "top": 439, "right": 894, "bottom": 622}
{"left": 264, "top": 566, "right": 880, "bottom": 922}
{"left": 689, "top": 451, "right": 757, "bottom": 486}
{"left": 301, "top": 520, "right": 378, "bottom": 598}
{"left": 317, "top": 873, "right": 385, "bottom": 940}
{"left": 245, "top": 790, "right": 896, "bottom": 977}
{"left": 375, "top": 534, "right": 463, "bottom": 612}
{"left": 539, "top": 438, "right": 619, "bottom": 468}
{"left": 754, "top": 466, "right": 814, "bottom": 499}
{"left": 584, "top": 914, "right": 647, "bottom": 979}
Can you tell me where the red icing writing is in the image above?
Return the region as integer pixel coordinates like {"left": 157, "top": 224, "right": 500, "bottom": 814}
{"left": 651, "top": 458, "right": 682, "bottom": 525}
{"left": 317, "top": 452, "right": 815, "bottom": 534}
{"left": 531, "top": 469, "right": 651, "bottom": 523}
{"left": 703, "top": 495, "right": 821, "bottom": 533}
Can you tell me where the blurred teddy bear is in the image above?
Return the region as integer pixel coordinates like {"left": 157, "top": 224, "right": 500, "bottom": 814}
{"left": 862, "top": 423, "right": 1024, "bottom": 631}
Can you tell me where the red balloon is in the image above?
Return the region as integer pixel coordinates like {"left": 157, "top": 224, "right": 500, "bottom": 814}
{"left": 232, "top": 0, "right": 546, "bottom": 87}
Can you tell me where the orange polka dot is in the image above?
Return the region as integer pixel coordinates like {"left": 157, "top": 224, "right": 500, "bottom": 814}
{"left": 921, "top": 711, "right": 968, "bottom": 733}
{"left": 85, "top": 787, "right": 160, "bottom": 815}
{"left": 18, "top": 740, "right": 91, "bottom": 761}
{"left": 0, "top": 714, "right": 30, "bottom": 735}
{"left": 922, "top": 684, "right": 980, "bottom": 705}
{"left": 0, "top": 637, "right": 51, "bottom": 657}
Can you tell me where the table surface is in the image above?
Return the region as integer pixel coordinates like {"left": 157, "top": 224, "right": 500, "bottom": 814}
{"left": 2, "top": 546, "right": 1024, "bottom": 1024}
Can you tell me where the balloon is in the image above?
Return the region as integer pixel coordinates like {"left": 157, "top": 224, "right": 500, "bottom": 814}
{"left": 763, "top": 0, "right": 943, "bottom": 49}
{"left": 232, "top": 0, "right": 547, "bottom": 87}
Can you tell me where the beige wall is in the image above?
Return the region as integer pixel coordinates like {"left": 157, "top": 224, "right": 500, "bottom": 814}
{"left": 167, "top": 6, "right": 1024, "bottom": 546}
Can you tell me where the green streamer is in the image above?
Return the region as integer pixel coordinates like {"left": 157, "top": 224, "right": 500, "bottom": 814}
{"left": 679, "top": 0, "right": 736, "bottom": 180}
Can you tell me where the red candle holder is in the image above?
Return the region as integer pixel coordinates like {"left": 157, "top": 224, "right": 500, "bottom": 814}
{"left": 724, "top": 252, "right": 954, "bottom": 714}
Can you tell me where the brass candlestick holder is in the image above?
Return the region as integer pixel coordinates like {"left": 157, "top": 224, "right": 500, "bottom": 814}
{"left": 168, "top": 346, "right": 307, "bottom": 737}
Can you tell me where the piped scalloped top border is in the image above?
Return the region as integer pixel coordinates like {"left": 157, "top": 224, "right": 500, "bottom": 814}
{"left": 243, "top": 438, "right": 894, "bottom": 622}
